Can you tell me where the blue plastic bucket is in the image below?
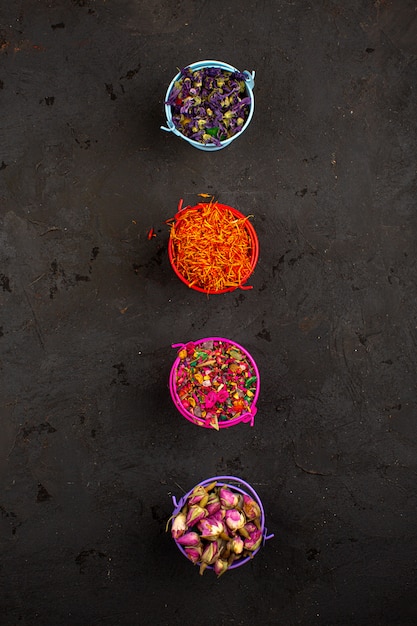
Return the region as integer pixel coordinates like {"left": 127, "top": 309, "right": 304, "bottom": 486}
{"left": 161, "top": 60, "right": 255, "bottom": 152}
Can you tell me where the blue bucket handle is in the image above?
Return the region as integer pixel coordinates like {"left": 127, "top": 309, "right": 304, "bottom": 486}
{"left": 161, "top": 120, "right": 176, "bottom": 134}
{"left": 243, "top": 70, "right": 255, "bottom": 91}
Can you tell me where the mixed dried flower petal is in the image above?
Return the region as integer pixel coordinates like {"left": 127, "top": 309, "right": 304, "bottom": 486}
{"left": 174, "top": 338, "right": 258, "bottom": 428}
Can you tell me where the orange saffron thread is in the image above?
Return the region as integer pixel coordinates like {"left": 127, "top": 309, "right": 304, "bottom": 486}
{"left": 170, "top": 201, "right": 254, "bottom": 292}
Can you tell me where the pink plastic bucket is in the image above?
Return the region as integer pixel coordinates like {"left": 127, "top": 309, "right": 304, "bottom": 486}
{"left": 169, "top": 337, "right": 260, "bottom": 429}
{"left": 170, "top": 475, "right": 274, "bottom": 571}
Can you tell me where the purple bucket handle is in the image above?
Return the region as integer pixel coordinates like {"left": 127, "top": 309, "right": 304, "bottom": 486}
{"left": 169, "top": 338, "right": 260, "bottom": 429}
{"left": 170, "top": 476, "right": 274, "bottom": 571}
{"left": 171, "top": 494, "right": 179, "bottom": 509}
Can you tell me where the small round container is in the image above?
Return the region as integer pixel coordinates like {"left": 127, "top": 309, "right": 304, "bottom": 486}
{"left": 161, "top": 60, "right": 255, "bottom": 151}
{"left": 169, "top": 337, "right": 260, "bottom": 429}
{"left": 168, "top": 202, "right": 259, "bottom": 294}
{"left": 170, "top": 475, "right": 274, "bottom": 572}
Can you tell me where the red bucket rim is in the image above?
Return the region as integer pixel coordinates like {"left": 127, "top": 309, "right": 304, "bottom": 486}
{"left": 168, "top": 202, "right": 259, "bottom": 294}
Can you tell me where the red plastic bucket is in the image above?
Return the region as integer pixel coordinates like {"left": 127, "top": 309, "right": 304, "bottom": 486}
{"left": 168, "top": 201, "right": 259, "bottom": 294}
{"left": 169, "top": 337, "right": 260, "bottom": 430}
{"left": 169, "top": 475, "right": 274, "bottom": 574}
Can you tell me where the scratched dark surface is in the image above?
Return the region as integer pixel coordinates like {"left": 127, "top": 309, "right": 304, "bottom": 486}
{"left": 1, "top": 1, "right": 417, "bottom": 625}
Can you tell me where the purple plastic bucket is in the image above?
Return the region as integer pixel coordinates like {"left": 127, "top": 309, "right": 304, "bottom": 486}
{"left": 169, "top": 337, "right": 260, "bottom": 429}
{"left": 170, "top": 475, "right": 274, "bottom": 571}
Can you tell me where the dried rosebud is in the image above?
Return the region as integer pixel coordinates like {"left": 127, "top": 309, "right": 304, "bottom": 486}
{"left": 199, "top": 540, "right": 221, "bottom": 575}
{"left": 175, "top": 531, "right": 201, "bottom": 547}
{"left": 203, "top": 480, "right": 217, "bottom": 493}
{"left": 228, "top": 535, "right": 244, "bottom": 555}
{"left": 198, "top": 516, "right": 225, "bottom": 541}
{"left": 225, "top": 509, "right": 246, "bottom": 532}
{"left": 238, "top": 525, "right": 250, "bottom": 539}
{"left": 211, "top": 508, "right": 225, "bottom": 522}
{"left": 184, "top": 545, "right": 202, "bottom": 564}
{"left": 216, "top": 537, "right": 229, "bottom": 555}
{"left": 186, "top": 504, "right": 207, "bottom": 527}
{"left": 240, "top": 522, "right": 257, "bottom": 540}
{"left": 188, "top": 485, "right": 208, "bottom": 506}
{"left": 199, "top": 493, "right": 209, "bottom": 509}
{"left": 243, "top": 521, "right": 258, "bottom": 534}
{"left": 243, "top": 527, "right": 263, "bottom": 552}
{"left": 219, "top": 487, "right": 242, "bottom": 510}
{"left": 206, "top": 492, "right": 221, "bottom": 516}
{"left": 213, "top": 557, "right": 229, "bottom": 578}
{"left": 243, "top": 494, "right": 261, "bottom": 521}
{"left": 171, "top": 511, "right": 187, "bottom": 539}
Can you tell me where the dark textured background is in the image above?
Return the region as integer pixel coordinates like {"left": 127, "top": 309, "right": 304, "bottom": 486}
{"left": 1, "top": 1, "right": 417, "bottom": 624}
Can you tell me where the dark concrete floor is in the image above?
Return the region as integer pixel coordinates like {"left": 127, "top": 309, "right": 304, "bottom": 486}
{"left": 1, "top": 1, "right": 417, "bottom": 624}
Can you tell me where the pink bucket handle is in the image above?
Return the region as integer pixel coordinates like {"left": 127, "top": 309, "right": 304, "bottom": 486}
{"left": 240, "top": 405, "right": 257, "bottom": 426}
